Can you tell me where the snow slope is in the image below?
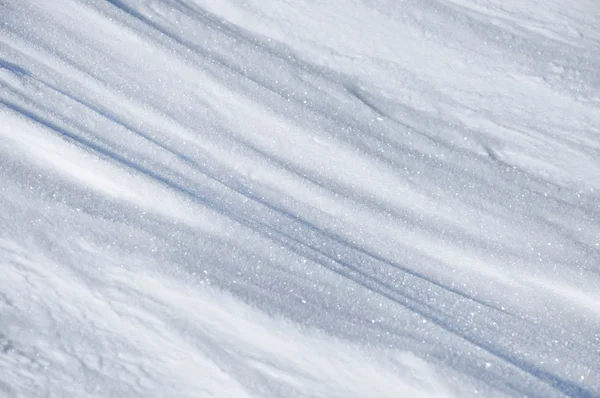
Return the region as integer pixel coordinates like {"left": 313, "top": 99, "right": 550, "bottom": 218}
{"left": 1, "top": 0, "right": 599, "bottom": 396}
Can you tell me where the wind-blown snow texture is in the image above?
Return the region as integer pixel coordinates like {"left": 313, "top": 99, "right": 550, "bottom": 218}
{"left": 1, "top": 0, "right": 599, "bottom": 397}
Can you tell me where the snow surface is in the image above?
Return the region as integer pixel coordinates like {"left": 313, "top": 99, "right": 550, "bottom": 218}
{"left": 1, "top": 0, "right": 599, "bottom": 396}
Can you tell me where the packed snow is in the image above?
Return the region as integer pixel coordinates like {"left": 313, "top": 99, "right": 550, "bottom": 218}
{"left": 1, "top": 0, "right": 599, "bottom": 396}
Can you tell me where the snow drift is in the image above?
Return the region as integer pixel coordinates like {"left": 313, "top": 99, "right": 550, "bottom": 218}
{"left": 1, "top": 0, "right": 599, "bottom": 396}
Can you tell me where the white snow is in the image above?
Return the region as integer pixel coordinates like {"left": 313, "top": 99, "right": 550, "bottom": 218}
{"left": 1, "top": 0, "right": 599, "bottom": 397}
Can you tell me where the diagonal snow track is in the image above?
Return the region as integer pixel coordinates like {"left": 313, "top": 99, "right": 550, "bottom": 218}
{"left": 1, "top": 0, "right": 599, "bottom": 396}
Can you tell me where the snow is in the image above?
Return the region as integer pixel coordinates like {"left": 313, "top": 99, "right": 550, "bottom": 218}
{"left": 1, "top": 0, "right": 599, "bottom": 396}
